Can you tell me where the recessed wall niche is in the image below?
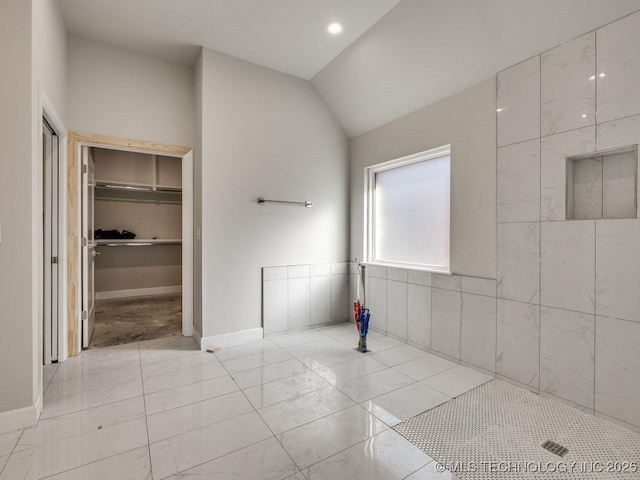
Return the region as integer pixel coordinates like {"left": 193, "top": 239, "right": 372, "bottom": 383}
{"left": 566, "top": 145, "right": 638, "bottom": 220}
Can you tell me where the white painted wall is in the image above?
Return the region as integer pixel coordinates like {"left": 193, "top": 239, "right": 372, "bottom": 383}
{"left": 198, "top": 48, "right": 349, "bottom": 338}
{"left": 67, "top": 36, "right": 195, "bottom": 148}
{"left": 33, "top": 0, "right": 67, "bottom": 121}
{"left": 31, "top": 0, "right": 68, "bottom": 420}
{"left": 193, "top": 53, "right": 204, "bottom": 336}
{"left": 350, "top": 77, "right": 497, "bottom": 279}
{"left": 0, "top": 0, "right": 35, "bottom": 416}
{"left": 0, "top": 0, "right": 67, "bottom": 421}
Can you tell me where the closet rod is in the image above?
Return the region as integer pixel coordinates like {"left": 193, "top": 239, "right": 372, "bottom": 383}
{"left": 97, "top": 241, "right": 182, "bottom": 247}
{"left": 257, "top": 198, "right": 313, "bottom": 208}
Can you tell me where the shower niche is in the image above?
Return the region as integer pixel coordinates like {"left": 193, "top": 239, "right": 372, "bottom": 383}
{"left": 566, "top": 145, "right": 638, "bottom": 220}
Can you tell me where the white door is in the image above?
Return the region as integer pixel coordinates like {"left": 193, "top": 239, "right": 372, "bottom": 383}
{"left": 81, "top": 146, "right": 96, "bottom": 348}
{"left": 43, "top": 120, "right": 59, "bottom": 363}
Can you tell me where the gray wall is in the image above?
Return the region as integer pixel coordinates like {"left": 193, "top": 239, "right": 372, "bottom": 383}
{"left": 67, "top": 36, "right": 195, "bottom": 148}
{"left": 350, "top": 78, "right": 497, "bottom": 279}
{"left": 0, "top": 0, "right": 67, "bottom": 417}
{"left": 198, "top": 48, "right": 349, "bottom": 338}
{"left": 193, "top": 52, "right": 204, "bottom": 336}
{"left": 0, "top": 0, "right": 35, "bottom": 415}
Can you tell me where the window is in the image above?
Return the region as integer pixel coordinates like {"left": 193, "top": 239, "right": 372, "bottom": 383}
{"left": 364, "top": 145, "right": 450, "bottom": 272}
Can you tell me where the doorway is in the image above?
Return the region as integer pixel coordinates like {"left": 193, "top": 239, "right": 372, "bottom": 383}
{"left": 42, "top": 118, "right": 61, "bottom": 364}
{"left": 69, "top": 133, "right": 193, "bottom": 355}
{"left": 87, "top": 147, "right": 184, "bottom": 348}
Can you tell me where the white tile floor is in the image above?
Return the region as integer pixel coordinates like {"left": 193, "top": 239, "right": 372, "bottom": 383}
{"left": 0, "top": 323, "right": 496, "bottom": 479}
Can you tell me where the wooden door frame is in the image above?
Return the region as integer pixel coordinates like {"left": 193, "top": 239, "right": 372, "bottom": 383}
{"left": 67, "top": 132, "right": 193, "bottom": 356}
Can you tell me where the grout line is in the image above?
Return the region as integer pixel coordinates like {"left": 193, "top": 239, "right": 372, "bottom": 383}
{"left": 594, "top": 30, "right": 599, "bottom": 416}
{"left": 137, "top": 343, "right": 155, "bottom": 479}
{"left": 176, "top": 348, "right": 307, "bottom": 478}
{"left": 539, "top": 57, "right": 543, "bottom": 396}
{"left": 593, "top": 219, "right": 598, "bottom": 414}
{"left": 38, "top": 392, "right": 145, "bottom": 423}
{"left": 0, "top": 429, "right": 27, "bottom": 477}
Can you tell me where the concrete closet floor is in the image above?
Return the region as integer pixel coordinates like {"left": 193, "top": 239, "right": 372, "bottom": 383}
{"left": 1, "top": 323, "right": 638, "bottom": 479}
{"left": 89, "top": 293, "right": 182, "bottom": 349}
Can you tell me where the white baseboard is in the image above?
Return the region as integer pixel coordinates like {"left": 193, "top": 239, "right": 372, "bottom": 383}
{"left": 0, "top": 396, "right": 41, "bottom": 434}
{"left": 199, "top": 328, "right": 264, "bottom": 351}
{"left": 96, "top": 285, "right": 182, "bottom": 300}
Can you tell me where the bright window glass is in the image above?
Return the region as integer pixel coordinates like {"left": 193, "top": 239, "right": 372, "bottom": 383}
{"left": 367, "top": 147, "right": 450, "bottom": 271}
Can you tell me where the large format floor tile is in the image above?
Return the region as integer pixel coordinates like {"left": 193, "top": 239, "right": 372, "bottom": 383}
{"left": 17, "top": 397, "right": 145, "bottom": 450}
{"left": 149, "top": 411, "right": 273, "bottom": 479}
{"left": 146, "top": 390, "right": 254, "bottom": 443}
{"left": 243, "top": 371, "right": 329, "bottom": 409}
{"left": 336, "top": 368, "right": 415, "bottom": 403}
{"left": 257, "top": 387, "right": 355, "bottom": 435}
{"left": 420, "top": 366, "right": 493, "bottom": 398}
{"left": 314, "top": 355, "right": 388, "bottom": 385}
{"left": 392, "top": 354, "right": 458, "bottom": 381}
{"left": 144, "top": 374, "right": 239, "bottom": 415}
{"left": 364, "top": 382, "right": 451, "bottom": 427}
{"left": 41, "top": 447, "right": 151, "bottom": 480}
{"left": 278, "top": 405, "right": 388, "bottom": 469}
{"left": 230, "top": 358, "right": 309, "bottom": 389}
{"left": 1, "top": 417, "right": 148, "bottom": 480}
{"left": 165, "top": 437, "right": 299, "bottom": 480}
{"left": 303, "top": 429, "right": 433, "bottom": 480}
{"left": 6, "top": 320, "right": 629, "bottom": 480}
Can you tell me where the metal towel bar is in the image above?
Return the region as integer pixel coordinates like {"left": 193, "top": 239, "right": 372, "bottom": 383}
{"left": 257, "top": 198, "right": 313, "bottom": 208}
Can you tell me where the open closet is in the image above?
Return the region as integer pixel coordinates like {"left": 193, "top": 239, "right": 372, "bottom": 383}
{"left": 88, "top": 147, "right": 183, "bottom": 348}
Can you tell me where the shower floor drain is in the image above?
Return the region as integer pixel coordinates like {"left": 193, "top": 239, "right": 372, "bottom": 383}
{"left": 542, "top": 440, "right": 568, "bottom": 457}
{"left": 394, "top": 380, "right": 640, "bottom": 479}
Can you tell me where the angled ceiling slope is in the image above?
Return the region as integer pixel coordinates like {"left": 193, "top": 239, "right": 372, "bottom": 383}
{"left": 59, "top": 0, "right": 640, "bottom": 137}
{"left": 312, "top": 0, "right": 640, "bottom": 137}
{"left": 58, "top": 0, "right": 400, "bottom": 79}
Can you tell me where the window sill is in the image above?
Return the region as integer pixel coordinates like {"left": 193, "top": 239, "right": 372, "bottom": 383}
{"left": 361, "top": 260, "right": 451, "bottom": 275}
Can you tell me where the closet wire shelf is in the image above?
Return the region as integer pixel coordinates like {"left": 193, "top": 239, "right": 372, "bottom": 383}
{"left": 96, "top": 239, "right": 182, "bottom": 247}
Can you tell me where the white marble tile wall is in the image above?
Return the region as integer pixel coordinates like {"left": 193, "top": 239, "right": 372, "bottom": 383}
{"left": 496, "top": 299, "right": 540, "bottom": 390}
{"left": 595, "top": 219, "right": 640, "bottom": 323}
{"left": 431, "top": 288, "right": 461, "bottom": 360}
{"left": 461, "top": 294, "right": 497, "bottom": 372}
{"left": 541, "top": 307, "right": 595, "bottom": 409}
{"left": 496, "top": 10, "right": 640, "bottom": 430}
{"left": 360, "top": 266, "right": 497, "bottom": 371}
{"left": 571, "top": 157, "right": 603, "bottom": 219}
{"left": 263, "top": 263, "right": 351, "bottom": 336}
{"left": 540, "top": 220, "right": 595, "bottom": 313}
{"left": 497, "top": 139, "right": 541, "bottom": 223}
{"left": 595, "top": 316, "right": 640, "bottom": 429}
{"left": 497, "top": 222, "right": 540, "bottom": 304}
{"left": 541, "top": 31, "right": 595, "bottom": 136}
{"left": 596, "top": 11, "right": 640, "bottom": 123}
{"left": 497, "top": 56, "right": 541, "bottom": 147}
{"left": 602, "top": 151, "right": 636, "bottom": 218}
{"left": 541, "top": 127, "right": 596, "bottom": 221}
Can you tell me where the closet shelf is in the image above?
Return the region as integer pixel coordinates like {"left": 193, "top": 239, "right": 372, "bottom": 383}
{"left": 96, "top": 239, "right": 182, "bottom": 247}
{"left": 95, "top": 181, "right": 182, "bottom": 193}
{"left": 95, "top": 180, "right": 153, "bottom": 191}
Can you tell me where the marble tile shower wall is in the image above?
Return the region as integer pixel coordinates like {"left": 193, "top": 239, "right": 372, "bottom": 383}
{"left": 262, "top": 263, "right": 352, "bottom": 336}
{"left": 496, "top": 11, "right": 640, "bottom": 431}
{"left": 361, "top": 265, "right": 498, "bottom": 376}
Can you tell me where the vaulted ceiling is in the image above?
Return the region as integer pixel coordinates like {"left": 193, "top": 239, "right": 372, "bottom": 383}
{"left": 59, "top": 0, "right": 640, "bottom": 137}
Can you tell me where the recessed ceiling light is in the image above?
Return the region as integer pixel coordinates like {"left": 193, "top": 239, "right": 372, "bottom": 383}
{"left": 496, "top": 108, "right": 503, "bottom": 112}
{"left": 582, "top": 114, "right": 587, "bottom": 118}
{"left": 599, "top": 72, "right": 606, "bottom": 78}
{"left": 327, "top": 22, "right": 344, "bottom": 35}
